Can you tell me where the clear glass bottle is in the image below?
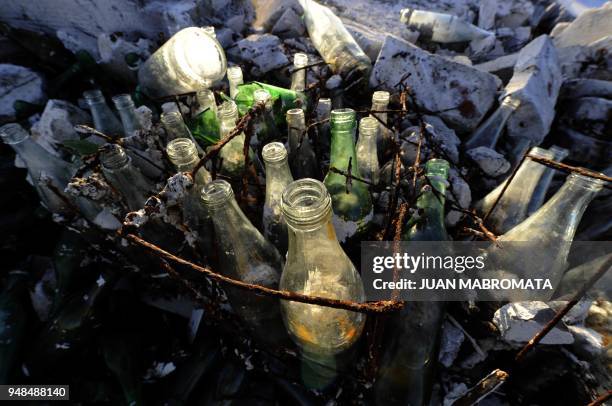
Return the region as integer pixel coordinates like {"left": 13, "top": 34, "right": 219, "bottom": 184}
{"left": 370, "top": 90, "right": 391, "bottom": 158}
{"left": 323, "top": 109, "right": 373, "bottom": 243}
{"left": 83, "top": 89, "right": 123, "bottom": 138}
{"left": 464, "top": 96, "right": 521, "bottom": 150}
{"left": 262, "top": 142, "right": 294, "bottom": 254}
{"left": 290, "top": 53, "right": 308, "bottom": 92}
{"left": 161, "top": 111, "right": 203, "bottom": 154}
{"left": 377, "top": 159, "right": 450, "bottom": 406}
{"left": 100, "top": 144, "right": 154, "bottom": 211}
{"left": 138, "top": 27, "right": 227, "bottom": 98}
{"left": 400, "top": 8, "right": 494, "bottom": 43}
{"left": 477, "top": 147, "right": 556, "bottom": 234}
{"left": 201, "top": 180, "right": 287, "bottom": 346}
{"left": 355, "top": 116, "right": 380, "bottom": 186}
{"left": 252, "top": 89, "right": 279, "bottom": 147}
{"left": 112, "top": 94, "right": 142, "bottom": 137}
{"left": 203, "top": 26, "right": 215, "bottom": 37}
{"left": 527, "top": 145, "right": 569, "bottom": 215}
{"left": 191, "top": 88, "right": 221, "bottom": 145}
{"left": 279, "top": 178, "right": 365, "bottom": 386}
{"left": 287, "top": 108, "right": 318, "bottom": 180}
{"left": 227, "top": 66, "right": 244, "bottom": 100}
{"left": 316, "top": 98, "right": 332, "bottom": 165}
{"left": 494, "top": 172, "right": 605, "bottom": 292}
{"left": 298, "top": 0, "right": 371, "bottom": 83}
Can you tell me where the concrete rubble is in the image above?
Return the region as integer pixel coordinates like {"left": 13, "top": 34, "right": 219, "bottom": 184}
{"left": 466, "top": 147, "right": 511, "bottom": 177}
{"left": 0, "top": 64, "right": 46, "bottom": 122}
{"left": 229, "top": 34, "right": 289, "bottom": 75}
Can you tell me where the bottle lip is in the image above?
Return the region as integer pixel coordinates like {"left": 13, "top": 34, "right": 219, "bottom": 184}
{"left": 166, "top": 138, "right": 199, "bottom": 167}
{"left": 0, "top": 123, "right": 30, "bottom": 145}
{"left": 112, "top": 94, "right": 135, "bottom": 109}
{"left": 83, "top": 89, "right": 105, "bottom": 104}
{"left": 500, "top": 95, "right": 521, "bottom": 109}
{"left": 359, "top": 116, "right": 378, "bottom": 134}
{"left": 286, "top": 108, "right": 305, "bottom": 126}
{"left": 529, "top": 146, "right": 555, "bottom": 160}
{"left": 219, "top": 100, "right": 238, "bottom": 121}
{"left": 293, "top": 53, "right": 308, "bottom": 68}
{"left": 227, "top": 66, "right": 243, "bottom": 81}
{"left": 281, "top": 178, "right": 332, "bottom": 228}
{"left": 160, "top": 111, "right": 183, "bottom": 126}
{"left": 253, "top": 88, "right": 271, "bottom": 103}
{"left": 201, "top": 179, "right": 234, "bottom": 208}
{"left": 262, "top": 142, "right": 288, "bottom": 163}
{"left": 196, "top": 89, "right": 216, "bottom": 107}
{"left": 330, "top": 108, "right": 356, "bottom": 124}
{"left": 425, "top": 158, "right": 450, "bottom": 177}
{"left": 100, "top": 144, "right": 130, "bottom": 170}
{"left": 567, "top": 172, "right": 606, "bottom": 189}
{"left": 549, "top": 145, "right": 569, "bottom": 160}
{"left": 203, "top": 26, "right": 215, "bottom": 37}
{"left": 372, "top": 90, "right": 390, "bottom": 103}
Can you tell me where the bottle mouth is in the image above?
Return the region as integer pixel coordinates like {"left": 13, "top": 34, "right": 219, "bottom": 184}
{"left": 166, "top": 138, "right": 199, "bottom": 168}
{"left": 112, "top": 94, "right": 135, "bottom": 110}
{"left": 219, "top": 100, "right": 238, "bottom": 121}
{"left": 528, "top": 146, "right": 555, "bottom": 160}
{"left": 253, "top": 89, "right": 271, "bottom": 103}
{"left": 0, "top": 123, "right": 29, "bottom": 144}
{"left": 262, "top": 142, "right": 288, "bottom": 163}
{"left": 330, "top": 108, "right": 356, "bottom": 130}
{"left": 425, "top": 159, "right": 450, "bottom": 178}
{"left": 100, "top": 144, "right": 130, "bottom": 170}
{"left": 227, "top": 66, "right": 243, "bottom": 82}
{"left": 282, "top": 178, "right": 332, "bottom": 228}
{"left": 567, "top": 172, "right": 606, "bottom": 190}
{"left": 196, "top": 89, "right": 216, "bottom": 108}
{"left": 372, "top": 90, "right": 390, "bottom": 104}
{"left": 359, "top": 117, "right": 378, "bottom": 134}
{"left": 83, "top": 89, "right": 105, "bottom": 104}
{"left": 293, "top": 53, "right": 308, "bottom": 68}
{"left": 549, "top": 145, "right": 569, "bottom": 161}
{"left": 201, "top": 179, "right": 234, "bottom": 209}
{"left": 500, "top": 95, "right": 521, "bottom": 109}
{"left": 203, "top": 26, "right": 215, "bottom": 37}
{"left": 286, "top": 108, "right": 305, "bottom": 128}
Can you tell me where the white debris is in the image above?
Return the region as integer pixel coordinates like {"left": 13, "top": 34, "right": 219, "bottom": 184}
{"left": 466, "top": 147, "right": 511, "bottom": 177}
{"left": 493, "top": 301, "right": 574, "bottom": 345}
{"left": 439, "top": 320, "right": 465, "bottom": 368}
{"left": 92, "top": 208, "right": 122, "bottom": 230}
{"left": 370, "top": 35, "right": 498, "bottom": 132}
{"left": 0, "top": 64, "right": 46, "bottom": 121}
{"left": 96, "top": 275, "right": 106, "bottom": 287}
{"left": 503, "top": 35, "right": 562, "bottom": 144}
{"left": 231, "top": 34, "right": 289, "bottom": 75}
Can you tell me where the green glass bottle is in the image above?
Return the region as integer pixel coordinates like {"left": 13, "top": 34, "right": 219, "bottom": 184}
{"left": 234, "top": 82, "right": 304, "bottom": 125}
{"left": 376, "top": 158, "right": 450, "bottom": 406}
{"left": 190, "top": 89, "right": 221, "bottom": 145}
{"left": 323, "top": 108, "right": 372, "bottom": 243}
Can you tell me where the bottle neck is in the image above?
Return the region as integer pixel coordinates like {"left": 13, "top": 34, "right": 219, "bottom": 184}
{"left": 405, "top": 169, "right": 449, "bottom": 241}
{"left": 464, "top": 97, "right": 519, "bottom": 150}
{"left": 330, "top": 126, "right": 358, "bottom": 173}
{"left": 114, "top": 100, "right": 142, "bottom": 136}
{"left": 11, "top": 136, "right": 74, "bottom": 186}
{"left": 264, "top": 158, "right": 293, "bottom": 206}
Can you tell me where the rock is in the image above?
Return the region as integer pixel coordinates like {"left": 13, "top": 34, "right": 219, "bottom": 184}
{"left": 552, "top": 2, "right": 612, "bottom": 49}
{"left": 568, "top": 325, "right": 604, "bottom": 359}
{"left": 496, "top": 26, "right": 532, "bottom": 53}
{"left": 474, "top": 52, "right": 519, "bottom": 83}
{"left": 215, "top": 27, "right": 237, "bottom": 49}
{"left": 478, "top": 0, "right": 497, "bottom": 30}
{"left": 556, "top": 128, "right": 612, "bottom": 165}
{"left": 232, "top": 34, "right": 289, "bottom": 75}
{"left": 253, "top": 0, "right": 301, "bottom": 31}
{"left": 439, "top": 320, "right": 465, "bottom": 368}
{"left": 30, "top": 100, "right": 91, "bottom": 156}
{"left": 557, "top": 0, "right": 609, "bottom": 17}
{"left": 567, "top": 97, "right": 612, "bottom": 122}
{"left": 156, "top": 0, "right": 198, "bottom": 36}
{"left": 370, "top": 35, "right": 498, "bottom": 132}
{"left": 446, "top": 168, "right": 471, "bottom": 227}
{"left": 496, "top": 0, "right": 535, "bottom": 28}
{"left": 550, "top": 22, "right": 571, "bottom": 37}
{"left": 560, "top": 78, "right": 612, "bottom": 99}
{"left": 271, "top": 7, "right": 306, "bottom": 38}
{"left": 443, "top": 383, "right": 469, "bottom": 406}
{"left": 548, "top": 299, "right": 593, "bottom": 325}
{"left": 467, "top": 147, "right": 510, "bottom": 177}
{"left": 423, "top": 115, "right": 461, "bottom": 163}
{"left": 0, "top": 64, "right": 46, "bottom": 123}
{"left": 469, "top": 35, "right": 497, "bottom": 61}
{"left": 503, "top": 35, "right": 562, "bottom": 144}
{"left": 493, "top": 301, "right": 574, "bottom": 345}
{"left": 399, "top": 120, "right": 460, "bottom": 166}
{"left": 97, "top": 33, "right": 152, "bottom": 84}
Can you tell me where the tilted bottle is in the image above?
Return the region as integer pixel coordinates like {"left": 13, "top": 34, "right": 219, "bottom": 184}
{"left": 290, "top": 53, "right": 308, "bottom": 96}
{"left": 377, "top": 159, "right": 450, "bottom": 406}
{"left": 287, "top": 108, "right": 318, "bottom": 180}
{"left": 138, "top": 27, "right": 227, "bottom": 98}
{"left": 262, "top": 142, "right": 294, "bottom": 254}
{"left": 323, "top": 109, "right": 373, "bottom": 243}
{"left": 200, "top": 180, "right": 287, "bottom": 346}
{"left": 252, "top": 89, "right": 280, "bottom": 147}
{"left": 83, "top": 89, "right": 123, "bottom": 138}
{"left": 298, "top": 0, "right": 371, "bottom": 84}
{"left": 112, "top": 94, "right": 142, "bottom": 137}
{"left": 279, "top": 178, "right": 366, "bottom": 387}
{"left": 161, "top": 111, "right": 203, "bottom": 154}
{"left": 355, "top": 116, "right": 380, "bottom": 186}
{"left": 464, "top": 96, "right": 521, "bottom": 150}
{"left": 476, "top": 147, "right": 556, "bottom": 234}
{"left": 235, "top": 82, "right": 303, "bottom": 122}
{"left": 227, "top": 66, "right": 244, "bottom": 100}
{"left": 191, "top": 89, "right": 221, "bottom": 145}
{"left": 527, "top": 145, "right": 569, "bottom": 215}
{"left": 100, "top": 144, "right": 154, "bottom": 211}
{"left": 370, "top": 90, "right": 392, "bottom": 159}
{"left": 400, "top": 8, "right": 494, "bottom": 43}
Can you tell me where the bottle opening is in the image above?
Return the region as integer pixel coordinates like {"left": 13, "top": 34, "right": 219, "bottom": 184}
{"left": 262, "top": 142, "right": 288, "bottom": 163}
{"left": 331, "top": 108, "right": 356, "bottom": 131}
{"left": 112, "top": 94, "right": 135, "bottom": 110}
{"left": 201, "top": 179, "right": 234, "bottom": 208}
{"left": 286, "top": 108, "right": 305, "bottom": 128}
{"left": 293, "top": 53, "right": 308, "bottom": 68}
{"left": 83, "top": 89, "right": 105, "bottom": 104}
{"left": 254, "top": 89, "right": 271, "bottom": 103}
{"left": 372, "top": 91, "right": 390, "bottom": 104}
{"left": 219, "top": 100, "right": 239, "bottom": 121}
{"left": 567, "top": 172, "right": 606, "bottom": 190}
{"left": 227, "top": 66, "right": 243, "bottom": 81}
{"left": 100, "top": 144, "right": 130, "bottom": 170}
{"left": 0, "top": 123, "right": 30, "bottom": 145}
{"left": 528, "top": 147, "right": 555, "bottom": 160}
{"left": 359, "top": 117, "right": 378, "bottom": 135}
{"left": 282, "top": 178, "right": 332, "bottom": 228}
{"left": 166, "top": 138, "right": 199, "bottom": 167}
{"left": 425, "top": 159, "right": 450, "bottom": 178}
{"left": 196, "top": 89, "right": 216, "bottom": 107}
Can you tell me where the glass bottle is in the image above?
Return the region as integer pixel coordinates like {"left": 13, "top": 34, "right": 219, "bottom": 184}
{"left": 191, "top": 89, "right": 220, "bottom": 145}
{"left": 252, "top": 89, "right": 279, "bottom": 148}
{"left": 279, "top": 178, "right": 366, "bottom": 387}
{"left": 262, "top": 142, "right": 294, "bottom": 254}
{"left": 100, "top": 144, "right": 154, "bottom": 211}
{"left": 400, "top": 8, "right": 494, "bottom": 43}
{"left": 527, "top": 145, "right": 569, "bottom": 215}
{"left": 316, "top": 98, "right": 332, "bottom": 165}
{"left": 166, "top": 138, "right": 212, "bottom": 232}
{"left": 161, "top": 111, "right": 203, "bottom": 154}
{"left": 493, "top": 172, "right": 605, "bottom": 292}
{"left": 200, "top": 180, "right": 287, "bottom": 346}
{"left": 290, "top": 53, "right": 308, "bottom": 92}
{"left": 112, "top": 94, "right": 142, "bottom": 137}
{"left": 464, "top": 96, "right": 521, "bottom": 150}
{"left": 287, "top": 108, "right": 318, "bottom": 180}
{"left": 0, "top": 271, "right": 28, "bottom": 384}
{"left": 138, "top": 27, "right": 227, "bottom": 98}
{"left": 298, "top": 0, "right": 371, "bottom": 84}
{"left": 203, "top": 26, "right": 215, "bottom": 37}
{"left": 477, "top": 147, "right": 556, "bottom": 234}
{"left": 323, "top": 109, "right": 373, "bottom": 243}
{"left": 355, "top": 116, "right": 380, "bottom": 186}
{"left": 235, "top": 82, "right": 302, "bottom": 121}
{"left": 376, "top": 159, "right": 450, "bottom": 406}
{"left": 83, "top": 89, "right": 123, "bottom": 138}
{"left": 370, "top": 90, "right": 391, "bottom": 158}
{"left": 227, "top": 66, "right": 244, "bottom": 100}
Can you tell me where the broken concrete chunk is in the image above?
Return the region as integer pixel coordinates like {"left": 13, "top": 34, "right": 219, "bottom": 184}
{"left": 474, "top": 52, "right": 519, "bottom": 83}
{"left": 0, "top": 64, "right": 46, "bottom": 122}
{"left": 568, "top": 97, "right": 612, "bottom": 122}
{"left": 560, "top": 78, "right": 612, "bottom": 99}
{"left": 466, "top": 147, "right": 510, "bottom": 177}
{"left": 503, "top": 35, "right": 562, "bottom": 144}
{"left": 493, "top": 301, "right": 574, "bottom": 345}
{"left": 30, "top": 100, "right": 91, "bottom": 157}
{"left": 97, "top": 34, "right": 152, "bottom": 84}
{"left": 446, "top": 168, "right": 471, "bottom": 227}
{"left": 557, "top": 128, "right": 612, "bottom": 165}
{"left": 478, "top": 0, "right": 497, "bottom": 30}
{"left": 438, "top": 319, "right": 465, "bottom": 368}
{"left": 370, "top": 35, "right": 498, "bottom": 132}
{"left": 424, "top": 115, "right": 461, "bottom": 163}
{"left": 271, "top": 7, "right": 306, "bottom": 38}
{"left": 233, "top": 34, "right": 289, "bottom": 74}
{"left": 568, "top": 325, "right": 604, "bottom": 359}
{"left": 552, "top": 2, "right": 612, "bottom": 48}
{"left": 253, "top": 0, "right": 302, "bottom": 31}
